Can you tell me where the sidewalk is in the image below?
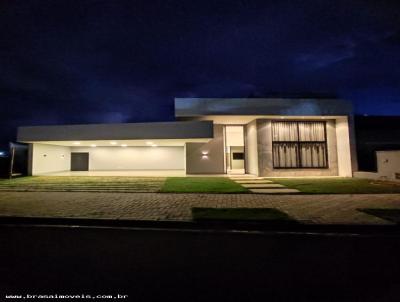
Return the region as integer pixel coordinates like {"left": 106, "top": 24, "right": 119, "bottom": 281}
{"left": 0, "top": 192, "right": 400, "bottom": 224}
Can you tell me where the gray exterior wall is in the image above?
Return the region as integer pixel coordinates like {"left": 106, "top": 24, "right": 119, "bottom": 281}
{"left": 185, "top": 124, "right": 225, "bottom": 174}
{"left": 18, "top": 121, "right": 213, "bottom": 142}
{"left": 175, "top": 98, "right": 353, "bottom": 117}
{"left": 256, "top": 119, "right": 339, "bottom": 177}
{"left": 27, "top": 144, "right": 33, "bottom": 176}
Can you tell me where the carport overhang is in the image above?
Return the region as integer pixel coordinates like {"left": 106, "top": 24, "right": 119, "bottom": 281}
{"left": 17, "top": 121, "right": 214, "bottom": 176}
{"left": 17, "top": 121, "right": 214, "bottom": 143}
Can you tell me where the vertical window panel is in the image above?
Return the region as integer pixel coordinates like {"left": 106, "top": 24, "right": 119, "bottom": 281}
{"left": 298, "top": 122, "right": 325, "bottom": 141}
{"left": 273, "top": 143, "right": 299, "bottom": 168}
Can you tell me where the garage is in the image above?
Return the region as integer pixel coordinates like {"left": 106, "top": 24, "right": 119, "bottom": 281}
{"left": 72, "top": 146, "right": 185, "bottom": 171}
{"left": 18, "top": 120, "right": 213, "bottom": 176}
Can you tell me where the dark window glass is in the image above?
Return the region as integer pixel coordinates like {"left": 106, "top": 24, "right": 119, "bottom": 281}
{"left": 232, "top": 152, "right": 244, "bottom": 160}
{"left": 272, "top": 121, "right": 328, "bottom": 168}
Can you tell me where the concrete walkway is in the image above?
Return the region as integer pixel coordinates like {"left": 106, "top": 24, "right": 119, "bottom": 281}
{"left": 0, "top": 191, "right": 399, "bottom": 224}
{"left": 230, "top": 176, "right": 301, "bottom": 194}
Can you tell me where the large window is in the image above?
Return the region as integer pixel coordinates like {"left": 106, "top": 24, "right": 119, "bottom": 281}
{"left": 272, "top": 121, "right": 328, "bottom": 168}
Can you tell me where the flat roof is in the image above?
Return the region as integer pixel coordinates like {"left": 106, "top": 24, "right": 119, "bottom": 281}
{"left": 17, "top": 121, "right": 214, "bottom": 142}
{"left": 175, "top": 98, "right": 353, "bottom": 117}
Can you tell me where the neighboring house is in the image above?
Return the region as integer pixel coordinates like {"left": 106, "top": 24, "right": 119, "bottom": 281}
{"left": 17, "top": 98, "right": 357, "bottom": 177}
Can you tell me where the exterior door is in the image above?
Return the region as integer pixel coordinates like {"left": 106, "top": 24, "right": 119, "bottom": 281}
{"left": 71, "top": 152, "right": 89, "bottom": 171}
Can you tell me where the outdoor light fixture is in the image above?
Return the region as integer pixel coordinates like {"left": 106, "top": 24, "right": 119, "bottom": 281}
{"left": 121, "top": 144, "right": 128, "bottom": 147}
{"left": 91, "top": 144, "right": 97, "bottom": 148}
{"left": 110, "top": 141, "right": 117, "bottom": 145}
{"left": 73, "top": 142, "right": 80, "bottom": 145}
{"left": 202, "top": 151, "right": 209, "bottom": 155}
{"left": 202, "top": 151, "right": 209, "bottom": 159}
{"left": 0, "top": 152, "right": 4, "bottom": 156}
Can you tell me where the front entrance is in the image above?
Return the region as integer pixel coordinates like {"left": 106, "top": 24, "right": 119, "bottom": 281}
{"left": 224, "top": 126, "right": 245, "bottom": 174}
{"left": 71, "top": 152, "right": 89, "bottom": 171}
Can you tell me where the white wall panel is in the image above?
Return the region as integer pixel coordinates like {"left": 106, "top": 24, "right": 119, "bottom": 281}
{"left": 73, "top": 146, "right": 184, "bottom": 170}
{"left": 32, "top": 143, "right": 71, "bottom": 175}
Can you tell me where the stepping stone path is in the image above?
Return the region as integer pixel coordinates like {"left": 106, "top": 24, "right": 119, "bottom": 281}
{"left": 229, "top": 176, "right": 300, "bottom": 194}
{"left": 241, "top": 184, "right": 285, "bottom": 188}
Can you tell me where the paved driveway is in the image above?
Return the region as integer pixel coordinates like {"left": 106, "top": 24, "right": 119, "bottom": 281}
{"left": 0, "top": 192, "right": 400, "bottom": 224}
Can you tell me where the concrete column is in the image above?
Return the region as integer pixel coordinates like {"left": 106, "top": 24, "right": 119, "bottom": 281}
{"left": 336, "top": 116, "right": 353, "bottom": 177}
{"left": 244, "top": 120, "right": 259, "bottom": 176}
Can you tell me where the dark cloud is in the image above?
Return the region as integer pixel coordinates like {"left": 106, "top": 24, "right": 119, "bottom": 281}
{"left": 0, "top": 0, "right": 399, "bottom": 148}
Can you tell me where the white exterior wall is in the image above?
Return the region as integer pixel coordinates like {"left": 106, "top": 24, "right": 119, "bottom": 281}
{"left": 354, "top": 151, "right": 400, "bottom": 182}
{"left": 32, "top": 143, "right": 71, "bottom": 175}
{"left": 245, "top": 120, "right": 259, "bottom": 175}
{"left": 73, "top": 146, "right": 184, "bottom": 170}
{"left": 376, "top": 151, "right": 400, "bottom": 181}
{"left": 336, "top": 117, "right": 353, "bottom": 177}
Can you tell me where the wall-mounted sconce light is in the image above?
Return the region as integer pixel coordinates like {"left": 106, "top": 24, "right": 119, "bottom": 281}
{"left": 201, "top": 151, "right": 209, "bottom": 159}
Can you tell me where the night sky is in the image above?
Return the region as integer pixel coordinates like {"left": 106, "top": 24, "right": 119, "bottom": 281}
{"left": 1, "top": 0, "right": 400, "bottom": 148}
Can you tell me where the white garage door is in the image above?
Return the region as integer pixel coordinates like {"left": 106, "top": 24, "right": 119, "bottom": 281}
{"left": 74, "top": 146, "right": 185, "bottom": 170}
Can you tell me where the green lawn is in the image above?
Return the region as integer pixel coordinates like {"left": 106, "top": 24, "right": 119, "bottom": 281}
{"left": 192, "top": 207, "right": 296, "bottom": 223}
{"left": 358, "top": 209, "right": 400, "bottom": 224}
{"left": 270, "top": 178, "right": 400, "bottom": 194}
{"left": 161, "top": 177, "right": 249, "bottom": 193}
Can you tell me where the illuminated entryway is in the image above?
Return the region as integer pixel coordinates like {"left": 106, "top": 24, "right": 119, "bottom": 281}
{"left": 224, "top": 125, "right": 245, "bottom": 174}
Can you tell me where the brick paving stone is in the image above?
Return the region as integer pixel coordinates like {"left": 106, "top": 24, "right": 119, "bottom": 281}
{"left": 0, "top": 192, "right": 399, "bottom": 225}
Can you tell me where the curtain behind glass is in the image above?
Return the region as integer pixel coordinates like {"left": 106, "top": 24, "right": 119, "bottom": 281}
{"left": 272, "top": 121, "right": 328, "bottom": 168}
{"left": 298, "top": 122, "right": 325, "bottom": 141}
{"left": 272, "top": 122, "right": 298, "bottom": 141}
{"left": 300, "top": 143, "right": 327, "bottom": 168}
{"left": 273, "top": 143, "right": 298, "bottom": 168}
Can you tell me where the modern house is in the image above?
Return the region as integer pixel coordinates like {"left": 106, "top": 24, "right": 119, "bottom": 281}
{"left": 17, "top": 98, "right": 357, "bottom": 177}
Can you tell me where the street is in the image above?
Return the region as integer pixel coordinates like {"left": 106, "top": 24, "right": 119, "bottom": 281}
{"left": 1, "top": 225, "right": 399, "bottom": 301}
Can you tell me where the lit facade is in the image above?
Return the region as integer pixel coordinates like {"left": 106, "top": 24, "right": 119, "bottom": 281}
{"left": 17, "top": 98, "right": 357, "bottom": 177}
